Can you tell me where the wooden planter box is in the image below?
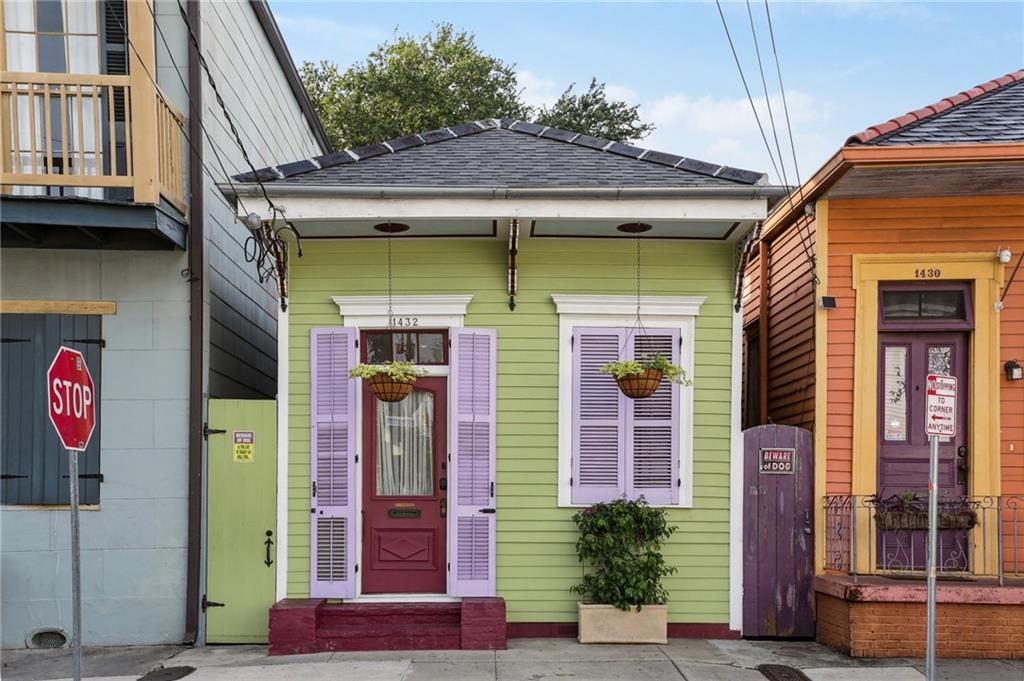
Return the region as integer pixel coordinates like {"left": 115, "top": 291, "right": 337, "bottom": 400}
{"left": 577, "top": 603, "right": 667, "bottom": 644}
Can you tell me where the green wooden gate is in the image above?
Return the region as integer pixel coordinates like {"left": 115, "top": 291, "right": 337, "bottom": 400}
{"left": 206, "top": 399, "right": 277, "bottom": 643}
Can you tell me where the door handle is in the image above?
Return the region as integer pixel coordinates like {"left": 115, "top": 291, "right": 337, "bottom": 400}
{"left": 264, "top": 530, "right": 274, "bottom": 567}
{"left": 440, "top": 499, "right": 447, "bottom": 518}
{"left": 439, "top": 477, "right": 447, "bottom": 492}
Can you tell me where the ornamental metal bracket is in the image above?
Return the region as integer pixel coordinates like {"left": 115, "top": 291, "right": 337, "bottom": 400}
{"left": 508, "top": 218, "right": 519, "bottom": 311}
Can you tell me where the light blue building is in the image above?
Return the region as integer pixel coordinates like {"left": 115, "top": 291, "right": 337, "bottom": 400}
{"left": 0, "top": 0, "right": 327, "bottom": 647}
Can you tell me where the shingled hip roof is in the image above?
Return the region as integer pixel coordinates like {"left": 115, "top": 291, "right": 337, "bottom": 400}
{"left": 232, "top": 118, "right": 768, "bottom": 190}
{"left": 846, "top": 69, "right": 1024, "bottom": 146}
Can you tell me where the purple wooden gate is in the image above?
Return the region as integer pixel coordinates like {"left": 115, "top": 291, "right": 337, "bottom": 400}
{"left": 742, "top": 424, "right": 814, "bottom": 638}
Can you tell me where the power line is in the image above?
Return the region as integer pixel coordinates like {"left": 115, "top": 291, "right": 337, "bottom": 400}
{"left": 171, "top": 0, "right": 302, "bottom": 305}
{"left": 713, "top": 0, "right": 782, "bottom": 182}
{"left": 106, "top": 6, "right": 249, "bottom": 220}
{"left": 764, "top": 0, "right": 806, "bottom": 201}
{"left": 745, "top": 0, "right": 816, "bottom": 279}
{"left": 145, "top": 0, "right": 250, "bottom": 216}
{"left": 174, "top": 0, "right": 274, "bottom": 212}
{"left": 762, "top": 0, "right": 818, "bottom": 285}
{"left": 745, "top": 0, "right": 789, "bottom": 189}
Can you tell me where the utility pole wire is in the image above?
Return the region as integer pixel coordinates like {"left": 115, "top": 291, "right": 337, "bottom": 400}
{"left": 713, "top": 0, "right": 783, "bottom": 182}
{"left": 762, "top": 0, "right": 819, "bottom": 284}
{"left": 745, "top": 0, "right": 789, "bottom": 189}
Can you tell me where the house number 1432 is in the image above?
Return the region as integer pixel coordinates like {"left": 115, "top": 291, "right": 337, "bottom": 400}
{"left": 389, "top": 317, "right": 418, "bottom": 327}
{"left": 915, "top": 268, "right": 941, "bottom": 278}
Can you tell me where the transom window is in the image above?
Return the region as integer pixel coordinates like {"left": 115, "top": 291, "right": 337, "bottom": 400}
{"left": 882, "top": 290, "right": 966, "bottom": 321}
{"left": 363, "top": 330, "right": 448, "bottom": 365}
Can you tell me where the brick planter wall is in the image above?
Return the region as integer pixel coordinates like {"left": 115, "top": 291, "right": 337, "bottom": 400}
{"left": 815, "top": 575, "right": 1024, "bottom": 659}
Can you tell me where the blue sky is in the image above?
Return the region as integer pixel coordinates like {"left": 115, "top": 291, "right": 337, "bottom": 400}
{"left": 269, "top": 1, "right": 1023, "bottom": 183}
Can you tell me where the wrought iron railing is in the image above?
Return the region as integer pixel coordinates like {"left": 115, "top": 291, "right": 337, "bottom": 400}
{"left": 824, "top": 494, "right": 1024, "bottom": 584}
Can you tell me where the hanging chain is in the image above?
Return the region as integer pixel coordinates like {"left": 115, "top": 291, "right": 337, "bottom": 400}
{"left": 636, "top": 236, "right": 642, "bottom": 325}
{"left": 386, "top": 235, "right": 394, "bottom": 327}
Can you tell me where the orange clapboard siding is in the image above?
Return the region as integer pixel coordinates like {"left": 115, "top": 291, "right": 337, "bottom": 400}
{"left": 825, "top": 195, "right": 1024, "bottom": 513}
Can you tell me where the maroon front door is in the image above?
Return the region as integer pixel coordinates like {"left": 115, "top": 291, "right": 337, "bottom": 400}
{"left": 362, "top": 377, "right": 447, "bottom": 593}
{"left": 877, "top": 332, "right": 969, "bottom": 569}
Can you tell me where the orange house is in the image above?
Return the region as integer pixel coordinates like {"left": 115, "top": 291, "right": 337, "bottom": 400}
{"left": 744, "top": 70, "right": 1024, "bottom": 658}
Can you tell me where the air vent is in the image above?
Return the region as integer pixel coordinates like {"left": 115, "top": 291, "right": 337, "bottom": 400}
{"left": 29, "top": 628, "right": 68, "bottom": 649}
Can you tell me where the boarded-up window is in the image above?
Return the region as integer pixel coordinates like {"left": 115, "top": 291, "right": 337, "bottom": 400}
{"left": 1, "top": 314, "right": 102, "bottom": 505}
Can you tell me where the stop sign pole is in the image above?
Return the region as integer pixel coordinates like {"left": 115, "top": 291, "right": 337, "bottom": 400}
{"left": 47, "top": 346, "right": 96, "bottom": 681}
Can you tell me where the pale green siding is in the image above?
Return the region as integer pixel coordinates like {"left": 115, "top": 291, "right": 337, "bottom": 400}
{"left": 287, "top": 237, "right": 736, "bottom": 624}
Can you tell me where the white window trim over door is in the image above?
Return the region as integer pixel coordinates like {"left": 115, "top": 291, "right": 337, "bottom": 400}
{"left": 332, "top": 294, "right": 472, "bottom": 599}
{"left": 552, "top": 294, "right": 704, "bottom": 508}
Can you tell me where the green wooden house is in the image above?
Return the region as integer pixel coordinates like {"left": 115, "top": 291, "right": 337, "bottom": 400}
{"left": 223, "top": 118, "right": 783, "bottom": 651}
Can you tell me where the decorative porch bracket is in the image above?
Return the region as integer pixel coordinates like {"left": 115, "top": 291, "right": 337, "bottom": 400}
{"left": 508, "top": 218, "right": 519, "bottom": 311}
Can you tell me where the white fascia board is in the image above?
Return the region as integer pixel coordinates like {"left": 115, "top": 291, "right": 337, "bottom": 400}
{"left": 243, "top": 197, "right": 768, "bottom": 222}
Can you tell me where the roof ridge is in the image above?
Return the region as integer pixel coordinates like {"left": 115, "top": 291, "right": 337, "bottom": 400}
{"left": 233, "top": 118, "right": 767, "bottom": 186}
{"left": 846, "top": 68, "right": 1024, "bottom": 145}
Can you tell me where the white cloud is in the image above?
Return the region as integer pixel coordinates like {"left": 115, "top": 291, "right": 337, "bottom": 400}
{"left": 604, "top": 83, "right": 639, "bottom": 105}
{"left": 641, "top": 90, "right": 837, "bottom": 184}
{"left": 518, "top": 70, "right": 562, "bottom": 109}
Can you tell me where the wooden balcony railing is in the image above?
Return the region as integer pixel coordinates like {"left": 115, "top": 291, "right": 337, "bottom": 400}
{"left": 0, "top": 71, "right": 186, "bottom": 215}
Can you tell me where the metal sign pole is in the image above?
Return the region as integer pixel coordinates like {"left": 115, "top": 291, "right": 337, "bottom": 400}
{"left": 925, "top": 434, "right": 939, "bottom": 681}
{"left": 68, "top": 448, "right": 82, "bottom": 681}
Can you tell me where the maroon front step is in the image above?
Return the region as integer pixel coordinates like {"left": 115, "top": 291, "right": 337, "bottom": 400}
{"left": 268, "top": 597, "right": 506, "bottom": 654}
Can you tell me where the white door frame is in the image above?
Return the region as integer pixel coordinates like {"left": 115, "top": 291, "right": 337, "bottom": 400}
{"left": 333, "top": 295, "right": 472, "bottom": 601}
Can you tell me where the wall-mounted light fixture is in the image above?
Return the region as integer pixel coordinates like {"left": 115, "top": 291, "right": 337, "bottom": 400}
{"left": 1005, "top": 359, "right": 1023, "bottom": 381}
{"left": 819, "top": 296, "right": 837, "bottom": 310}
{"left": 997, "top": 249, "right": 1012, "bottom": 264}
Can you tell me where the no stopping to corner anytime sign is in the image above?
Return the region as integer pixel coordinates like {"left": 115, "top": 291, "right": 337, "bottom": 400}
{"left": 925, "top": 373, "right": 957, "bottom": 438}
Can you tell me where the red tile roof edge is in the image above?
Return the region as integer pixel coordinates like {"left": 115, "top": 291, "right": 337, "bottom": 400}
{"left": 845, "top": 69, "right": 1024, "bottom": 145}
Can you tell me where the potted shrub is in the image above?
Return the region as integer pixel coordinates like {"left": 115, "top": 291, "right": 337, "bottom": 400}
{"left": 349, "top": 361, "right": 426, "bottom": 402}
{"left": 600, "top": 353, "right": 690, "bottom": 399}
{"left": 570, "top": 497, "right": 676, "bottom": 644}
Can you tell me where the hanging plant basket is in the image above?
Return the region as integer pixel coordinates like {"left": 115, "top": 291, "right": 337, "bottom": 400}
{"left": 367, "top": 373, "right": 416, "bottom": 402}
{"left": 600, "top": 355, "right": 690, "bottom": 400}
{"left": 350, "top": 361, "right": 427, "bottom": 403}
{"left": 615, "top": 369, "right": 664, "bottom": 399}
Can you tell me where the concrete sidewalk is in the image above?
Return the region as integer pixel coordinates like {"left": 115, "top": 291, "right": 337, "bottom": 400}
{"left": 2, "top": 638, "right": 1021, "bottom": 681}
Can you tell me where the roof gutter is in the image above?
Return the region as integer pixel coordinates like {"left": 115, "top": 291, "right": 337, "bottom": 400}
{"left": 222, "top": 183, "right": 790, "bottom": 201}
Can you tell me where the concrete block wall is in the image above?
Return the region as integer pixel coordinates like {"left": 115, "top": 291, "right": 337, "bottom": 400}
{"left": 0, "top": 249, "right": 191, "bottom": 647}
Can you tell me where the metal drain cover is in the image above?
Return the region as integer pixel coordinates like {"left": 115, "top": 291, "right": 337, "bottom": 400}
{"left": 757, "top": 664, "right": 813, "bottom": 681}
{"left": 138, "top": 667, "right": 195, "bottom": 681}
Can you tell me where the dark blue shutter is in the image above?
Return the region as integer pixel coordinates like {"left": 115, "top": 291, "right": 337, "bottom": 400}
{"left": 1, "top": 314, "right": 102, "bottom": 505}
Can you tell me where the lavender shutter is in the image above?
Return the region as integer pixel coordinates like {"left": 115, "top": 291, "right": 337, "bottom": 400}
{"left": 628, "top": 329, "right": 680, "bottom": 504}
{"left": 572, "top": 328, "right": 626, "bottom": 504}
{"left": 309, "top": 327, "right": 357, "bottom": 598}
{"left": 449, "top": 328, "right": 497, "bottom": 597}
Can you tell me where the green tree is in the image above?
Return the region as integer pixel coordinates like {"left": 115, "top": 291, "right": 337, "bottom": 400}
{"left": 301, "top": 24, "right": 656, "bottom": 150}
{"left": 536, "top": 78, "right": 654, "bottom": 143}
{"left": 300, "top": 24, "right": 529, "bottom": 150}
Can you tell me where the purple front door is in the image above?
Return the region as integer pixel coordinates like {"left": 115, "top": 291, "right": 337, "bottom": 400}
{"left": 877, "top": 332, "right": 969, "bottom": 569}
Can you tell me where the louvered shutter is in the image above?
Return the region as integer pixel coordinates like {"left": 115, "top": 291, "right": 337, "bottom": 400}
{"left": 309, "top": 327, "right": 357, "bottom": 598}
{"left": 572, "top": 328, "right": 626, "bottom": 503}
{"left": 628, "top": 330, "right": 680, "bottom": 504}
{"left": 449, "top": 328, "right": 497, "bottom": 597}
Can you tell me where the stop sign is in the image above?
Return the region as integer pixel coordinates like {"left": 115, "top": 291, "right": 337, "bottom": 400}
{"left": 47, "top": 346, "right": 96, "bottom": 451}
